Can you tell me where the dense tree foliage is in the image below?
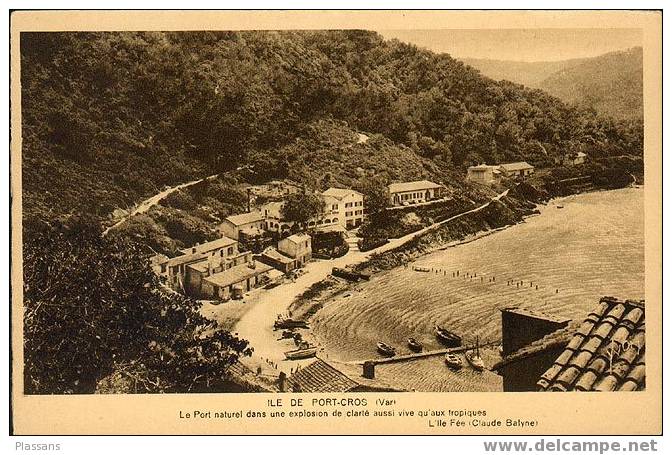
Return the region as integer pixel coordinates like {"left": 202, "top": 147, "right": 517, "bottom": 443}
{"left": 23, "top": 219, "right": 252, "bottom": 394}
{"left": 21, "top": 31, "right": 643, "bottom": 224}
{"left": 540, "top": 47, "right": 643, "bottom": 121}
{"left": 280, "top": 192, "right": 326, "bottom": 225}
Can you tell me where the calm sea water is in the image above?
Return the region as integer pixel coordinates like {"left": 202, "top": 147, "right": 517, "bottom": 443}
{"left": 313, "top": 187, "right": 645, "bottom": 363}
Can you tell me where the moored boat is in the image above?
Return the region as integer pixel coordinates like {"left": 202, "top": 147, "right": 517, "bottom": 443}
{"left": 274, "top": 318, "right": 309, "bottom": 330}
{"left": 377, "top": 342, "right": 396, "bottom": 357}
{"left": 407, "top": 337, "right": 423, "bottom": 353}
{"left": 435, "top": 326, "right": 462, "bottom": 347}
{"left": 466, "top": 336, "right": 485, "bottom": 371}
{"left": 444, "top": 353, "right": 463, "bottom": 370}
{"left": 413, "top": 266, "right": 431, "bottom": 272}
{"left": 284, "top": 342, "right": 318, "bottom": 360}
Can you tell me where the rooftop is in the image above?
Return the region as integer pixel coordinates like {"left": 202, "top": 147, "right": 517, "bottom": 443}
{"left": 322, "top": 187, "right": 363, "bottom": 199}
{"left": 388, "top": 180, "right": 442, "bottom": 193}
{"left": 537, "top": 297, "right": 645, "bottom": 392}
{"left": 179, "top": 236, "right": 237, "bottom": 255}
{"left": 161, "top": 252, "right": 207, "bottom": 267}
{"left": 468, "top": 164, "right": 500, "bottom": 170}
{"left": 284, "top": 233, "right": 311, "bottom": 244}
{"left": 286, "top": 359, "right": 360, "bottom": 393}
{"left": 260, "top": 247, "right": 294, "bottom": 264}
{"left": 501, "top": 307, "right": 572, "bottom": 324}
{"left": 500, "top": 161, "right": 534, "bottom": 172}
{"left": 203, "top": 261, "right": 273, "bottom": 288}
{"left": 223, "top": 211, "right": 265, "bottom": 226}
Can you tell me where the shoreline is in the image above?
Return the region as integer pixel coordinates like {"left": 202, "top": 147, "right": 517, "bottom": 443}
{"left": 219, "top": 183, "right": 640, "bottom": 380}
{"left": 302, "top": 185, "right": 643, "bottom": 364}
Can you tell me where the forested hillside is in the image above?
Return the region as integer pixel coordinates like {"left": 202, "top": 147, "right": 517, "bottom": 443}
{"left": 21, "top": 31, "right": 643, "bottom": 225}
{"left": 464, "top": 47, "right": 643, "bottom": 121}
{"left": 539, "top": 47, "right": 643, "bottom": 121}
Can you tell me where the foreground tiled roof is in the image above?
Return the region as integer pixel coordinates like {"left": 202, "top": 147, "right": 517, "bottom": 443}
{"left": 492, "top": 321, "right": 578, "bottom": 371}
{"left": 287, "top": 359, "right": 360, "bottom": 393}
{"left": 537, "top": 297, "right": 645, "bottom": 392}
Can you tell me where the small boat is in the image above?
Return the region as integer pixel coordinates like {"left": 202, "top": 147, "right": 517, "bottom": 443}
{"left": 284, "top": 342, "right": 318, "bottom": 360}
{"left": 279, "top": 330, "right": 295, "bottom": 339}
{"left": 466, "top": 336, "right": 485, "bottom": 371}
{"left": 413, "top": 266, "right": 431, "bottom": 272}
{"left": 556, "top": 205, "right": 564, "bottom": 209}
{"left": 407, "top": 337, "right": 423, "bottom": 353}
{"left": 444, "top": 353, "right": 463, "bottom": 370}
{"left": 377, "top": 342, "right": 396, "bottom": 357}
{"left": 435, "top": 326, "right": 462, "bottom": 347}
{"left": 274, "top": 318, "right": 309, "bottom": 330}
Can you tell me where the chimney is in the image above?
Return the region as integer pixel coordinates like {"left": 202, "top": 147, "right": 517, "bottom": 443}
{"left": 207, "top": 261, "right": 213, "bottom": 277}
{"left": 246, "top": 188, "right": 252, "bottom": 212}
{"left": 363, "top": 361, "right": 375, "bottom": 379}
{"left": 278, "top": 371, "right": 287, "bottom": 392}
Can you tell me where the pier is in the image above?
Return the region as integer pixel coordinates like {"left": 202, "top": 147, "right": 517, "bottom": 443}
{"left": 355, "top": 341, "right": 500, "bottom": 366}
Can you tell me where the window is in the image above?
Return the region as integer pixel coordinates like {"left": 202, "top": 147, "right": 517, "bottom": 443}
{"left": 345, "top": 202, "right": 352, "bottom": 208}
{"left": 220, "top": 250, "right": 224, "bottom": 257}
{"left": 160, "top": 264, "right": 166, "bottom": 273}
{"left": 227, "top": 247, "right": 234, "bottom": 255}
{"left": 346, "top": 211, "right": 353, "bottom": 217}
{"left": 332, "top": 204, "right": 338, "bottom": 210}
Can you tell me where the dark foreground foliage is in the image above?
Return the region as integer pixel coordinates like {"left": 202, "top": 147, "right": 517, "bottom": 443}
{"left": 22, "top": 219, "right": 252, "bottom": 394}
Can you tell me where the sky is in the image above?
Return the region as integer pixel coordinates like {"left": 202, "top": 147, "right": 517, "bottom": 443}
{"left": 376, "top": 29, "right": 642, "bottom": 62}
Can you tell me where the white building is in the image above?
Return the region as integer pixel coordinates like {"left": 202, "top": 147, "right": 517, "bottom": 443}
{"left": 466, "top": 164, "right": 502, "bottom": 184}
{"left": 278, "top": 233, "right": 312, "bottom": 267}
{"left": 152, "top": 236, "right": 243, "bottom": 291}
{"left": 499, "top": 162, "right": 535, "bottom": 178}
{"left": 321, "top": 187, "right": 364, "bottom": 229}
{"left": 218, "top": 211, "right": 266, "bottom": 240}
{"left": 388, "top": 180, "right": 443, "bottom": 206}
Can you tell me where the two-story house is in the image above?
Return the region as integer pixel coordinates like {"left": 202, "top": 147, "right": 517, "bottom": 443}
{"left": 321, "top": 187, "right": 364, "bottom": 229}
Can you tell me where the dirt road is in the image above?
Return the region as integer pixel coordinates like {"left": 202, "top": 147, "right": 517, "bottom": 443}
{"left": 230, "top": 189, "right": 510, "bottom": 374}
{"left": 102, "top": 174, "right": 219, "bottom": 236}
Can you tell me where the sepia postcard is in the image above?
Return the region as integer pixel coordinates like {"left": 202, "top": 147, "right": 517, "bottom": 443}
{"left": 9, "top": 10, "right": 662, "bottom": 435}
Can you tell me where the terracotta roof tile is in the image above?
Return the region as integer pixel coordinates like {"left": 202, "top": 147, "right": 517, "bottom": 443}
{"left": 618, "top": 380, "right": 639, "bottom": 392}
{"left": 556, "top": 366, "right": 582, "bottom": 387}
{"left": 540, "top": 364, "right": 564, "bottom": 383}
{"left": 623, "top": 307, "right": 644, "bottom": 326}
{"left": 566, "top": 334, "right": 585, "bottom": 351}
{"left": 588, "top": 301, "right": 611, "bottom": 319}
{"left": 586, "top": 357, "right": 609, "bottom": 375}
{"left": 581, "top": 336, "right": 604, "bottom": 354}
{"left": 569, "top": 351, "right": 593, "bottom": 369}
{"left": 538, "top": 297, "right": 645, "bottom": 392}
{"left": 574, "top": 371, "right": 599, "bottom": 391}
{"left": 577, "top": 320, "right": 596, "bottom": 337}
{"left": 555, "top": 349, "right": 575, "bottom": 367}
{"left": 594, "top": 321, "right": 615, "bottom": 339}
{"left": 610, "top": 326, "right": 631, "bottom": 345}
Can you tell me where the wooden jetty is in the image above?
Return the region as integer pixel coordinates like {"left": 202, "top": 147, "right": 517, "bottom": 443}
{"left": 356, "top": 341, "right": 499, "bottom": 366}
